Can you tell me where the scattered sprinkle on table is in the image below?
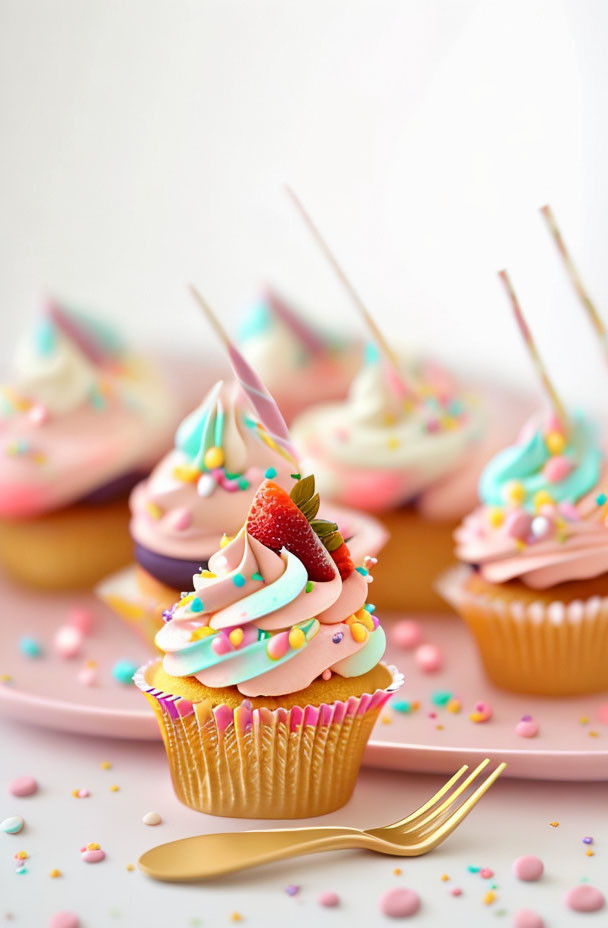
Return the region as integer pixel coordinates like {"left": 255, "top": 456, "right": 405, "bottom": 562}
{"left": 393, "top": 868, "right": 402, "bottom": 875}
{"left": 483, "top": 890, "right": 496, "bottom": 905}
{"left": 393, "top": 620, "right": 423, "bottom": 650}
{"left": 68, "top": 606, "right": 94, "bottom": 634}
{"left": 126, "top": 864, "right": 135, "bottom": 871}
{"left": 142, "top": 811, "right": 162, "bottom": 826}
{"left": 229, "top": 913, "right": 242, "bottom": 922}
{"left": 48, "top": 913, "right": 80, "bottom": 928}
{"left": 8, "top": 776, "right": 38, "bottom": 798}
{"left": 318, "top": 891, "right": 339, "bottom": 907}
{"left": 285, "top": 884, "right": 299, "bottom": 896}
{"left": 81, "top": 842, "right": 105, "bottom": 863}
{"left": 512, "top": 855, "right": 544, "bottom": 881}
{"left": 53, "top": 624, "right": 83, "bottom": 659}
{"left": 515, "top": 715, "right": 539, "bottom": 738}
{"left": 583, "top": 836, "right": 593, "bottom": 844}
{"left": 49, "top": 869, "right": 61, "bottom": 878}
{"left": 1, "top": 816, "right": 24, "bottom": 835}
{"left": 100, "top": 761, "right": 112, "bottom": 770}
{"left": 112, "top": 660, "right": 137, "bottom": 685}
{"left": 450, "top": 888, "right": 462, "bottom": 897}
{"left": 72, "top": 788, "right": 89, "bottom": 798}
{"left": 110, "top": 784, "right": 120, "bottom": 792}
{"left": 480, "top": 868, "right": 494, "bottom": 879}
{"left": 378, "top": 887, "right": 421, "bottom": 918}
{"left": 415, "top": 643, "right": 442, "bottom": 673}
{"left": 469, "top": 701, "right": 492, "bottom": 723}
{"left": 549, "top": 822, "right": 560, "bottom": 828}
{"left": 18, "top": 637, "right": 43, "bottom": 659}
{"left": 513, "top": 911, "right": 544, "bottom": 928}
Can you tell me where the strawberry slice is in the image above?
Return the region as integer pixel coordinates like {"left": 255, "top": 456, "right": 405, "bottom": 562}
{"left": 330, "top": 542, "right": 355, "bottom": 581}
{"left": 247, "top": 480, "right": 336, "bottom": 581}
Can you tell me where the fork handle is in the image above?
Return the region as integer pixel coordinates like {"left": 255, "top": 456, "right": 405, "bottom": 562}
{"left": 139, "top": 826, "right": 367, "bottom": 881}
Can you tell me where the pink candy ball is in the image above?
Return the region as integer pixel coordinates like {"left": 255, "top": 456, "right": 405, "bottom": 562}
{"left": 53, "top": 625, "right": 83, "bottom": 659}
{"left": 68, "top": 607, "right": 94, "bottom": 634}
{"left": 543, "top": 455, "right": 573, "bottom": 483}
{"left": 513, "top": 910, "right": 544, "bottom": 928}
{"left": 564, "top": 884, "right": 605, "bottom": 912}
{"left": 393, "top": 620, "right": 423, "bottom": 650}
{"left": 9, "top": 776, "right": 38, "bottom": 797}
{"left": 48, "top": 913, "right": 80, "bottom": 928}
{"left": 77, "top": 666, "right": 98, "bottom": 687}
{"left": 81, "top": 848, "right": 105, "bottom": 863}
{"left": 415, "top": 644, "right": 443, "bottom": 673}
{"left": 515, "top": 716, "right": 539, "bottom": 738}
{"left": 378, "top": 887, "right": 421, "bottom": 918}
{"left": 318, "top": 891, "right": 340, "bottom": 907}
{"left": 504, "top": 510, "right": 532, "bottom": 541}
{"left": 512, "top": 855, "right": 544, "bottom": 881}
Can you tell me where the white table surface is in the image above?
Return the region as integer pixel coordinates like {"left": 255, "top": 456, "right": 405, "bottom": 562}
{"left": 2, "top": 715, "right": 607, "bottom": 927}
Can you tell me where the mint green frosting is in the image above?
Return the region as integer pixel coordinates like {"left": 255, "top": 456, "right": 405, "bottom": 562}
{"left": 479, "top": 411, "right": 602, "bottom": 509}
{"left": 175, "top": 384, "right": 225, "bottom": 471}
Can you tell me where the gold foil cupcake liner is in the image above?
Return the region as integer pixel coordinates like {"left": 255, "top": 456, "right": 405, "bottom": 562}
{"left": 439, "top": 565, "right": 608, "bottom": 696}
{"left": 135, "top": 661, "right": 403, "bottom": 818}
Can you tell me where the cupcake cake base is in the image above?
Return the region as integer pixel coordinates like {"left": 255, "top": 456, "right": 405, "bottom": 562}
{"left": 136, "top": 660, "right": 401, "bottom": 818}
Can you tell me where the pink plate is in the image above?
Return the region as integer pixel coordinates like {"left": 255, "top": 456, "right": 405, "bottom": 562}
{"left": 1, "top": 572, "right": 607, "bottom": 780}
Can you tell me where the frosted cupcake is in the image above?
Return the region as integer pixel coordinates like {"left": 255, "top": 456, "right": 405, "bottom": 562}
{"left": 238, "top": 286, "right": 361, "bottom": 423}
{"left": 440, "top": 409, "right": 608, "bottom": 695}
{"left": 292, "top": 346, "right": 498, "bottom": 610}
{"left": 0, "top": 299, "right": 176, "bottom": 589}
{"left": 135, "top": 476, "right": 400, "bottom": 818}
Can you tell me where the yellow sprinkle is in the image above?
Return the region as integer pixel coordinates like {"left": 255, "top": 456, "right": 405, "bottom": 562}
{"left": 72, "top": 789, "right": 80, "bottom": 797}
{"left": 586, "top": 849, "right": 594, "bottom": 857}
{"left": 355, "top": 608, "right": 375, "bottom": 631}
{"left": 110, "top": 785, "right": 120, "bottom": 792}
{"left": 488, "top": 507, "right": 504, "bottom": 528}
{"left": 350, "top": 622, "right": 369, "bottom": 644}
{"left": 126, "top": 863, "right": 135, "bottom": 871}
{"left": 191, "top": 626, "right": 215, "bottom": 641}
{"left": 580, "top": 715, "right": 589, "bottom": 725}
{"left": 87, "top": 843, "right": 100, "bottom": 851}
{"left": 469, "top": 712, "right": 486, "bottom": 723}
{"left": 504, "top": 480, "right": 525, "bottom": 506}
{"left": 589, "top": 730, "right": 600, "bottom": 738}
{"left": 204, "top": 446, "right": 224, "bottom": 470}
{"left": 533, "top": 489, "right": 554, "bottom": 512}
{"left": 410, "top": 701, "right": 420, "bottom": 711}
{"left": 549, "top": 821, "right": 560, "bottom": 828}
{"left": 515, "top": 539, "right": 526, "bottom": 552}
{"left": 16, "top": 851, "right": 28, "bottom": 860}
{"left": 145, "top": 501, "right": 163, "bottom": 520}
{"left": 483, "top": 890, "right": 496, "bottom": 905}
{"left": 100, "top": 761, "right": 112, "bottom": 770}
{"left": 49, "top": 869, "right": 61, "bottom": 879}
{"left": 393, "top": 868, "right": 402, "bottom": 875}
{"left": 380, "top": 715, "right": 392, "bottom": 725}
{"left": 230, "top": 914, "right": 242, "bottom": 923}
{"left": 447, "top": 698, "right": 461, "bottom": 714}
{"left": 179, "top": 593, "right": 195, "bottom": 607}
{"left": 441, "top": 874, "right": 450, "bottom": 882}
{"left": 0, "top": 674, "right": 12, "bottom": 683}
{"left": 172, "top": 464, "right": 200, "bottom": 484}
{"left": 387, "top": 436, "right": 400, "bottom": 450}
{"left": 435, "top": 724, "right": 445, "bottom": 731}
{"left": 199, "top": 570, "right": 216, "bottom": 579}
{"left": 288, "top": 627, "right": 306, "bottom": 650}
{"left": 546, "top": 431, "right": 566, "bottom": 455}
{"left": 220, "top": 534, "right": 234, "bottom": 549}
{"left": 229, "top": 628, "right": 244, "bottom": 647}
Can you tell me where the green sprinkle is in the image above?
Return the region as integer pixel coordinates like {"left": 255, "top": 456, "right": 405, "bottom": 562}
{"left": 431, "top": 690, "right": 453, "bottom": 708}
{"left": 224, "top": 471, "right": 240, "bottom": 480}
{"left": 237, "top": 477, "right": 249, "bottom": 491}
{"left": 305, "top": 581, "right": 315, "bottom": 593}
{"left": 257, "top": 629, "right": 271, "bottom": 640}
{"left": 251, "top": 572, "right": 264, "bottom": 582}
{"left": 596, "top": 493, "right": 607, "bottom": 506}
{"left": 391, "top": 700, "right": 411, "bottom": 714}
{"left": 290, "top": 473, "right": 301, "bottom": 480}
{"left": 233, "top": 573, "right": 246, "bottom": 588}
{"left": 243, "top": 415, "right": 258, "bottom": 429}
{"left": 264, "top": 466, "right": 277, "bottom": 479}
{"left": 467, "top": 865, "right": 480, "bottom": 873}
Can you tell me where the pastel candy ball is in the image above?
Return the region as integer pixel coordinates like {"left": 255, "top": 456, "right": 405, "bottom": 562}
{"left": 530, "top": 516, "right": 552, "bottom": 541}
{"left": 378, "top": 887, "right": 421, "bottom": 918}
{"left": 197, "top": 473, "right": 215, "bottom": 497}
{"left": 503, "top": 480, "right": 526, "bottom": 506}
{"left": 48, "top": 913, "right": 80, "bottom": 928}
{"left": 512, "top": 855, "right": 544, "bottom": 881}
{"left": 504, "top": 510, "right": 532, "bottom": 541}
{"left": 393, "top": 620, "right": 423, "bottom": 650}
{"left": 204, "top": 446, "right": 224, "bottom": 470}
{"left": 1, "top": 815, "right": 24, "bottom": 834}
{"left": 512, "top": 910, "right": 544, "bottom": 928}
{"left": 77, "top": 665, "right": 98, "bottom": 686}
{"left": 54, "top": 624, "right": 83, "bottom": 659}
{"left": 19, "top": 636, "right": 43, "bottom": 658}
{"left": 543, "top": 455, "right": 573, "bottom": 483}
{"left": 112, "top": 660, "right": 138, "bottom": 685}
{"left": 67, "top": 607, "right": 94, "bottom": 634}
{"left": 515, "top": 716, "right": 539, "bottom": 738}
{"left": 81, "top": 847, "right": 106, "bottom": 863}
{"left": 9, "top": 776, "right": 38, "bottom": 797}
{"left": 318, "top": 891, "right": 340, "bottom": 907}
{"left": 546, "top": 431, "right": 566, "bottom": 455}
{"left": 415, "top": 643, "right": 442, "bottom": 673}
{"left": 142, "top": 811, "right": 162, "bottom": 826}
{"left": 564, "top": 884, "right": 605, "bottom": 912}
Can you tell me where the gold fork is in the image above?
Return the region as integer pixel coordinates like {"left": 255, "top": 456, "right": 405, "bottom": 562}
{"left": 139, "top": 758, "right": 506, "bottom": 882}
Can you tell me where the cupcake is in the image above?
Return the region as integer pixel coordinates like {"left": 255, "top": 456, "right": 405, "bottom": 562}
{"left": 291, "top": 346, "right": 518, "bottom": 611}
{"left": 238, "top": 286, "right": 361, "bottom": 423}
{"left": 135, "top": 476, "right": 400, "bottom": 818}
{"left": 0, "top": 299, "right": 176, "bottom": 589}
{"left": 439, "top": 408, "right": 608, "bottom": 695}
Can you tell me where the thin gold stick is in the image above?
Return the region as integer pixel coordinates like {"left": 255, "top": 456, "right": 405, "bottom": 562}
{"left": 498, "top": 269, "right": 568, "bottom": 426}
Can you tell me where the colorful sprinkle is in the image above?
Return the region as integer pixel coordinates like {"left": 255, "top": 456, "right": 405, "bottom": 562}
{"left": 549, "top": 822, "right": 560, "bottom": 828}
{"left": 145, "top": 501, "right": 163, "bottom": 520}
{"left": 204, "top": 446, "right": 224, "bottom": 470}
{"left": 349, "top": 622, "right": 368, "bottom": 644}
{"left": 415, "top": 643, "right": 443, "bottom": 673}
{"left": 142, "top": 811, "right": 162, "bottom": 826}
{"left": 332, "top": 631, "right": 344, "bottom": 644}
{"left": 391, "top": 700, "right": 412, "bottom": 714}
{"left": 469, "top": 701, "right": 492, "bottom": 723}
{"left": 53, "top": 624, "right": 83, "bottom": 659}
{"left": 288, "top": 627, "right": 306, "bottom": 649}
{"left": 18, "top": 637, "right": 43, "bottom": 659}
{"left": 480, "top": 868, "right": 494, "bottom": 879}
{"left": 190, "top": 597, "right": 203, "bottom": 613}
{"left": 67, "top": 607, "right": 94, "bottom": 634}
{"left": 1, "top": 817, "right": 24, "bottom": 835}
{"left": 265, "top": 467, "right": 278, "bottom": 479}
{"left": 251, "top": 572, "right": 264, "bottom": 582}
{"left": 80, "top": 843, "right": 106, "bottom": 863}
{"left": 513, "top": 911, "right": 544, "bottom": 928}
{"left": 233, "top": 573, "right": 246, "bottom": 588}
{"left": 318, "top": 891, "right": 339, "bottom": 907}
{"left": 431, "top": 690, "right": 453, "bottom": 708}
{"left": 583, "top": 836, "right": 593, "bottom": 845}
{"left": 109, "top": 785, "right": 119, "bottom": 792}
{"left": 515, "top": 715, "right": 539, "bottom": 738}
{"left": 450, "top": 888, "right": 463, "bottom": 897}
{"left": 305, "top": 581, "right": 315, "bottom": 593}
{"left": 285, "top": 885, "right": 300, "bottom": 896}
{"left": 546, "top": 431, "right": 566, "bottom": 455}
{"left": 48, "top": 913, "right": 80, "bottom": 928}
{"left": 483, "top": 890, "right": 496, "bottom": 905}
{"left": 8, "top": 776, "right": 38, "bottom": 798}
{"left": 112, "top": 660, "right": 137, "bottom": 685}
{"left": 49, "top": 869, "right": 62, "bottom": 879}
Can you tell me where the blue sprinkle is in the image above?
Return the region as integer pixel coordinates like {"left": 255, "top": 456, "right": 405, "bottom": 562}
{"left": 112, "top": 659, "right": 138, "bottom": 685}
{"left": 596, "top": 493, "right": 607, "bottom": 506}
{"left": 431, "top": 690, "right": 453, "bottom": 707}
{"left": 355, "top": 566, "right": 369, "bottom": 576}
{"left": 364, "top": 340, "right": 381, "bottom": 364}
{"left": 285, "top": 884, "right": 300, "bottom": 897}
{"left": 34, "top": 318, "right": 57, "bottom": 356}
{"left": 391, "top": 700, "right": 412, "bottom": 714}
{"left": 19, "top": 637, "right": 43, "bottom": 659}
{"left": 467, "top": 865, "right": 481, "bottom": 873}
{"left": 265, "top": 466, "right": 277, "bottom": 479}
{"left": 161, "top": 608, "right": 174, "bottom": 624}
{"left": 583, "top": 836, "right": 593, "bottom": 845}
{"left": 364, "top": 603, "right": 376, "bottom": 613}
{"left": 332, "top": 631, "right": 344, "bottom": 644}
{"left": 233, "top": 573, "right": 246, "bottom": 588}
{"left": 190, "top": 597, "right": 203, "bottom": 613}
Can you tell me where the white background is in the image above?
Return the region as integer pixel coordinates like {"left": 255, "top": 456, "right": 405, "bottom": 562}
{"left": 1, "top": 0, "right": 608, "bottom": 411}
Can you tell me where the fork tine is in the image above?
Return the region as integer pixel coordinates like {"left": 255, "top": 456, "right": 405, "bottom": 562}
{"left": 400, "top": 758, "right": 491, "bottom": 834}
{"left": 381, "top": 764, "right": 470, "bottom": 831}
{"left": 413, "top": 762, "right": 507, "bottom": 851}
